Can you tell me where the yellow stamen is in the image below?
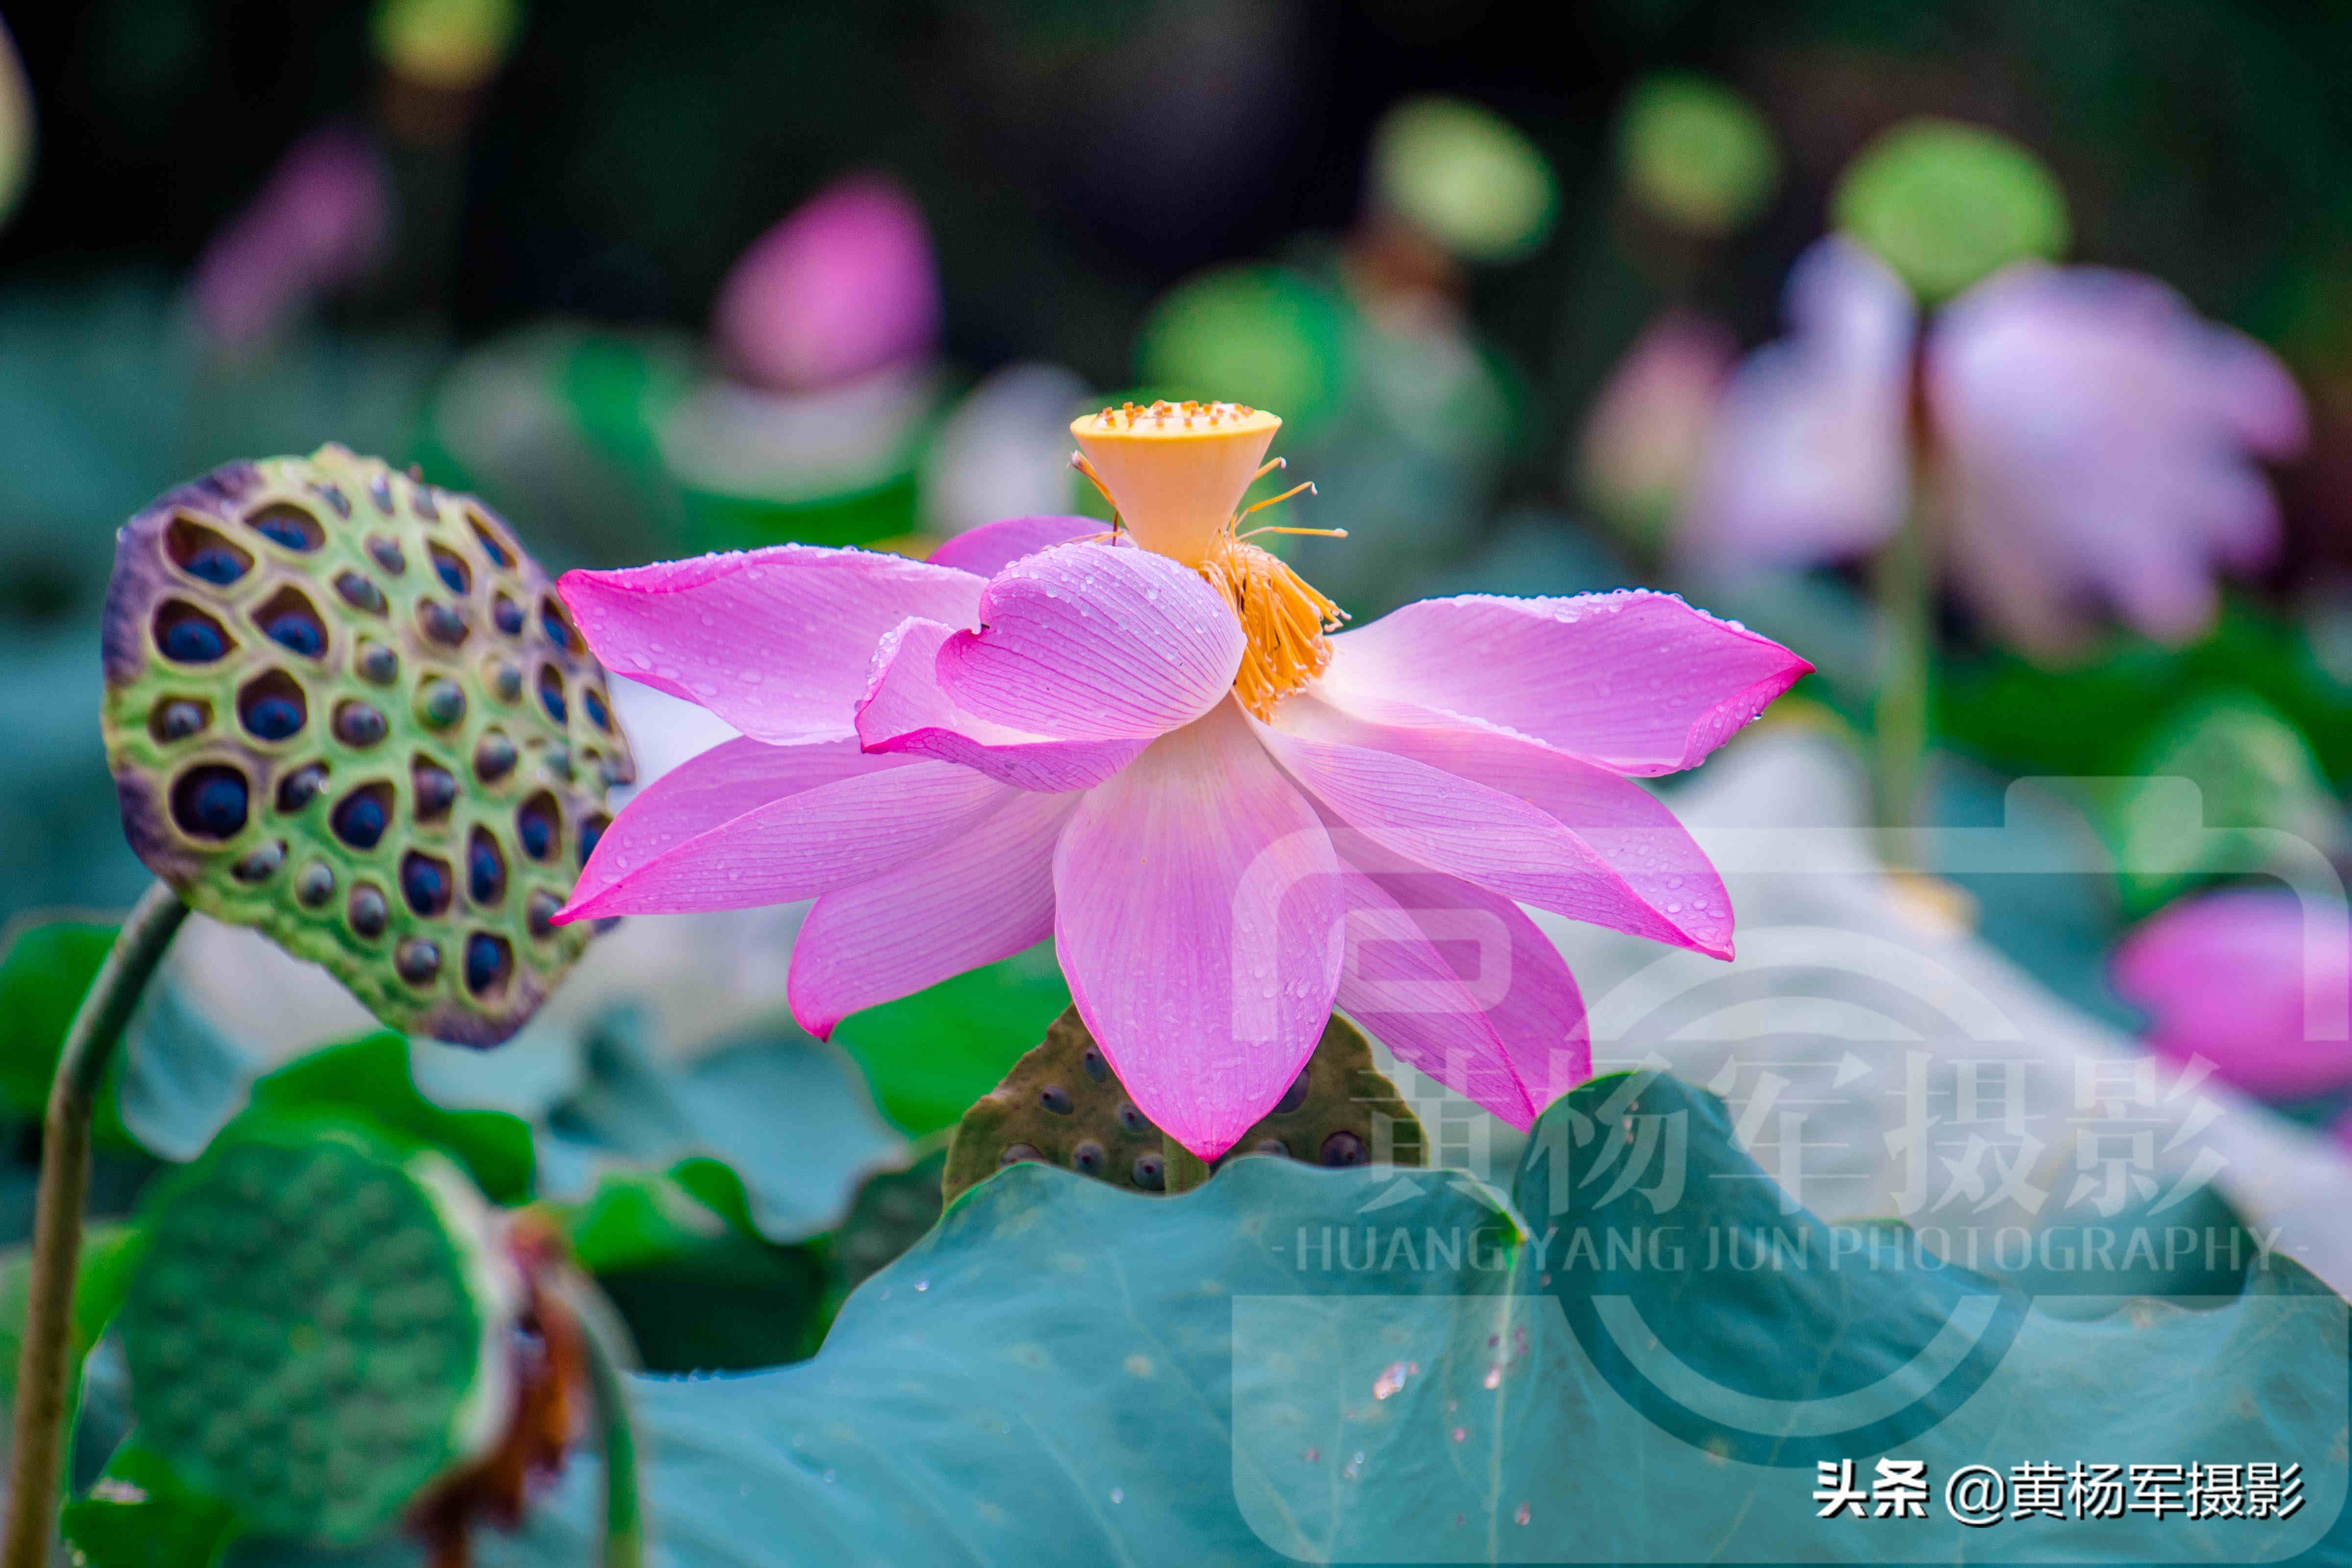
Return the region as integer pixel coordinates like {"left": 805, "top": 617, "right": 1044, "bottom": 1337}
{"left": 1068, "top": 401, "right": 1347, "bottom": 718}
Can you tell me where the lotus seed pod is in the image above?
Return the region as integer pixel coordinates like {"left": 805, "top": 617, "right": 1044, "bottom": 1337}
{"left": 942, "top": 1008, "right": 1425, "bottom": 1204}
{"left": 99, "top": 444, "right": 635, "bottom": 1045}
{"left": 121, "top": 1127, "right": 523, "bottom": 1548}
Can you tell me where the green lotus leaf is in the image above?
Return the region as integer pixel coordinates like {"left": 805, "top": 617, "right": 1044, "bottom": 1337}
{"left": 1834, "top": 117, "right": 2070, "bottom": 302}
{"left": 1616, "top": 72, "right": 1781, "bottom": 237}
{"left": 99, "top": 444, "right": 634, "bottom": 1047}
{"left": 451, "top": 1071, "right": 2345, "bottom": 1566}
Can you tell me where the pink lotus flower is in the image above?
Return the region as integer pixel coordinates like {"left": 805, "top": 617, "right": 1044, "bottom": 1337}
{"left": 1577, "top": 312, "right": 1739, "bottom": 546}
{"left": 2112, "top": 887, "right": 2352, "bottom": 1103}
{"left": 193, "top": 125, "right": 389, "bottom": 353}
{"left": 1684, "top": 238, "right": 2307, "bottom": 654}
{"left": 557, "top": 402, "right": 1810, "bottom": 1156}
{"left": 713, "top": 173, "right": 942, "bottom": 394}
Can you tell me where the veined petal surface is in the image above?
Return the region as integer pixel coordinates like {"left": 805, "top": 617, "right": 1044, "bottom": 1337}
{"left": 925, "top": 514, "right": 1105, "bottom": 578}
{"left": 1053, "top": 699, "right": 1343, "bottom": 1159}
{"left": 560, "top": 545, "right": 983, "bottom": 743}
{"left": 790, "top": 789, "right": 1078, "bottom": 1038}
{"left": 1261, "top": 695, "right": 1733, "bottom": 957}
{"left": 1320, "top": 590, "right": 1810, "bottom": 776}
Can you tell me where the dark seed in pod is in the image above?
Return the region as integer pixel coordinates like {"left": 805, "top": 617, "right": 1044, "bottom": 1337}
{"left": 516, "top": 792, "right": 558, "bottom": 861}
{"left": 238, "top": 670, "right": 307, "bottom": 742}
{"left": 294, "top": 861, "right": 336, "bottom": 906}
{"left": 473, "top": 732, "right": 516, "bottom": 782}
{"left": 310, "top": 483, "right": 350, "bottom": 519}
{"left": 1082, "top": 1046, "right": 1109, "bottom": 1083}
{"left": 254, "top": 588, "right": 327, "bottom": 657}
{"left": 540, "top": 602, "right": 579, "bottom": 655}
{"left": 1318, "top": 1131, "right": 1366, "bottom": 1167}
{"left": 170, "top": 766, "right": 248, "bottom": 840}
{"left": 275, "top": 761, "right": 328, "bottom": 812}
{"left": 414, "top": 485, "right": 441, "bottom": 520}
{"left": 1250, "top": 1138, "right": 1289, "bottom": 1158}
{"left": 468, "top": 512, "right": 514, "bottom": 568}
{"left": 537, "top": 663, "right": 566, "bottom": 723}
{"left": 1130, "top": 1153, "right": 1166, "bottom": 1192}
{"left": 155, "top": 602, "right": 231, "bottom": 663}
{"left": 582, "top": 686, "right": 611, "bottom": 730}
{"left": 1274, "top": 1070, "right": 1310, "bottom": 1115}
{"left": 231, "top": 841, "right": 284, "bottom": 883}
{"left": 1039, "top": 1084, "right": 1073, "bottom": 1115}
{"left": 245, "top": 502, "right": 323, "bottom": 551}
{"left": 411, "top": 759, "right": 458, "bottom": 822}
{"left": 367, "top": 536, "right": 406, "bottom": 574}
{"left": 333, "top": 571, "right": 387, "bottom": 615}
{"left": 368, "top": 472, "right": 393, "bottom": 513}
{"left": 330, "top": 784, "right": 392, "bottom": 849}
{"left": 544, "top": 744, "right": 574, "bottom": 782}
{"left": 394, "top": 937, "right": 441, "bottom": 985}
{"left": 151, "top": 699, "right": 209, "bottom": 742}
{"left": 400, "top": 852, "right": 453, "bottom": 917}
{"left": 417, "top": 679, "right": 466, "bottom": 729}
{"left": 1117, "top": 1102, "right": 1151, "bottom": 1134}
{"left": 526, "top": 889, "right": 561, "bottom": 938}
{"left": 166, "top": 515, "right": 252, "bottom": 582}
{"left": 431, "top": 547, "right": 470, "bottom": 596}
{"left": 356, "top": 642, "right": 399, "bottom": 685}
{"left": 579, "top": 813, "right": 609, "bottom": 866}
{"left": 492, "top": 594, "right": 524, "bottom": 636}
{"left": 418, "top": 600, "right": 467, "bottom": 647}
{"left": 332, "top": 701, "right": 387, "bottom": 747}
{"left": 466, "top": 827, "right": 505, "bottom": 905}
{"left": 463, "top": 932, "right": 512, "bottom": 996}
{"left": 491, "top": 662, "right": 522, "bottom": 702}
{"left": 998, "top": 1144, "right": 1042, "bottom": 1168}
{"left": 347, "top": 883, "right": 389, "bottom": 939}
{"left": 1071, "top": 1140, "right": 1107, "bottom": 1174}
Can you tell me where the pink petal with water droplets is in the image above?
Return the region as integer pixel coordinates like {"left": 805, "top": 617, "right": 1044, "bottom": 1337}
{"left": 1320, "top": 590, "right": 1811, "bottom": 776}
{"left": 925, "top": 514, "right": 1106, "bottom": 578}
{"left": 558, "top": 755, "right": 1010, "bottom": 923}
{"left": 559, "top": 545, "right": 983, "bottom": 744}
{"left": 1260, "top": 695, "right": 1733, "bottom": 958}
{"left": 1053, "top": 699, "right": 1343, "bottom": 1160}
{"left": 935, "top": 541, "right": 1243, "bottom": 740}
{"left": 1330, "top": 827, "right": 1589, "bottom": 1128}
{"left": 856, "top": 618, "right": 1150, "bottom": 791}
{"left": 2112, "top": 887, "right": 2352, "bottom": 1100}
{"left": 789, "top": 789, "right": 1079, "bottom": 1038}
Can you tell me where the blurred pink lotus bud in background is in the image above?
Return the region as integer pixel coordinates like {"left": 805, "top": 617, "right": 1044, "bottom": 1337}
{"left": 1682, "top": 235, "right": 2307, "bottom": 654}
{"left": 2111, "top": 885, "right": 2352, "bottom": 1102}
{"left": 192, "top": 125, "right": 390, "bottom": 353}
{"left": 1577, "top": 312, "right": 1738, "bottom": 549}
{"left": 1681, "top": 238, "right": 1913, "bottom": 567}
{"left": 713, "top": 173, "right": 942, "bottom": 394}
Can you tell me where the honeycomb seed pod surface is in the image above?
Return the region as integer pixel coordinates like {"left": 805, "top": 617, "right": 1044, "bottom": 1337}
{"left": 942, "top": 1008, "right": 1426, "bottom": 1203}
{"left": 120, "top": 1128, "right": 522, "bottom": 1548}
{"left": 100, "top": 445, "right": 635, "bottom": 1044}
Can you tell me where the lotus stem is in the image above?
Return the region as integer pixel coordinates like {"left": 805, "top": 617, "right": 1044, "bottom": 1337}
{"left": 1871, "top": 496, "right": 1933, "bottom": 840}
{"left": 1162, "top": 1133, "right": 1211, "bottom": 1195}
{"left": 551, "top": 1270, "right": 646, "bottom": 1568}
{"left": 4, "top": 879, "right": 188, "bottom": 1567}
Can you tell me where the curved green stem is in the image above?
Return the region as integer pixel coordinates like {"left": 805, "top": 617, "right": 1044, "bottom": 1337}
{"left": 554, "top": 1271, "right": 645, "bottom": 1568}
{"left": 1162, "top": 1134, "right": 1211, "bottom": 1195}
{"left": 1871, "top": 499, "right": 1933, "bottom": 840}
{"left": 3, "top": 881, "right": 187, "bottom": 1568}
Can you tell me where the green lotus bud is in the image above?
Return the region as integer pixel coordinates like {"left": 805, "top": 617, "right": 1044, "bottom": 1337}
{"left": 120, "top": 1126, "right": 522, "bottom": 1547}
{"left": 1370, "top": 94, "right": 1558, "bottom": 264}
{"left": 1833, "top": 118, "right": 2070, "bottom": 303}
{"left": 942, "top": 1008, "right": 1425, "bottom": 1204}
{"left": 99, "top": 444, "right": 634, "bottom": 1045}
{"left": 1616, "top": 73, "right": 1781, "bottom": 238}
